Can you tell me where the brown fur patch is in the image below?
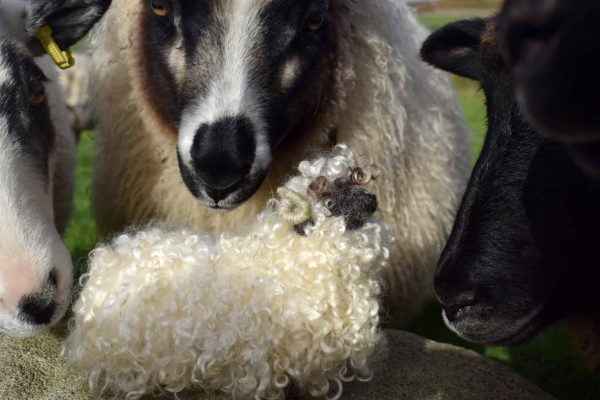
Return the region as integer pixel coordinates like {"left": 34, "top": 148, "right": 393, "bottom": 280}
{"left": 131, "top": 6, "right": 178, "bottom": 141}
{"left": 481, "top": 17, "right": 507, "bottom": 73}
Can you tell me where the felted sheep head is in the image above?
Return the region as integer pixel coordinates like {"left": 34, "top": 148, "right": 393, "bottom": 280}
{"left": 279, "top": 166, "right": 380, "bottom": 235}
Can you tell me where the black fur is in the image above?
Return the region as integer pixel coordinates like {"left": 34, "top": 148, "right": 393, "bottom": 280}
{"left": 25, "top": 0, "right": 112, "bottom": 49}
{"left": 294, "top": 177, "right": 378, "bottom": 235}
{"left": 422, "top": 18, "right": 600, "bottom": 345}
{"left": 326, "top": 178, "right": 378, "bottom": 230}
{"left": 0, "top": 43, "right": 53, "bottom": 180}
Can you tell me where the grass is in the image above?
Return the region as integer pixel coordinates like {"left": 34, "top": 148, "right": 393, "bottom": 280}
{"left": 63, "top": 132, "right": 100, "bottom": 277}
{"left": 57, "top": 10, "right": 598, "bottom": 400}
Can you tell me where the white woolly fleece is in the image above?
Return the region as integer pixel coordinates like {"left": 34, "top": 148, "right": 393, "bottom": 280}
{"left": 63, "top": 145, "right": 391, "bottom": 400}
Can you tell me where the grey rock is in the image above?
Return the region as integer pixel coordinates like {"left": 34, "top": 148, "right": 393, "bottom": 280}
{"left": 0, "top": 328, "right": 554, "bottom": 400}
{"left": 339, "top": 330, "right": 555, "bottom": 400}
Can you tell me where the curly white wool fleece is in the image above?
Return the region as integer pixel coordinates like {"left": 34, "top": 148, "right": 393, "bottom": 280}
{"left": 63, "top": 146, "right": 391, "bottom": 400}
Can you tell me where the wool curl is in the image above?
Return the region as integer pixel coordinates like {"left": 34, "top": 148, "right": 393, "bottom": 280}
{"left": 63, "top": 145, "right": 392, "bottom": 400}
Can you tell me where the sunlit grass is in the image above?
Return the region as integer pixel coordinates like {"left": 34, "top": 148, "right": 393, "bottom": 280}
{"left": 62, "top": 131, "right": 100, "bottom": 278}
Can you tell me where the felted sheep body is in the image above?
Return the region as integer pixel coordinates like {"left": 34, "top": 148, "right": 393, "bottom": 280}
{"left": 90, "top": 0, "right": 471, "bottom": 316}
{"left": 64, "top": 146, "right": 391, "bottom": 400}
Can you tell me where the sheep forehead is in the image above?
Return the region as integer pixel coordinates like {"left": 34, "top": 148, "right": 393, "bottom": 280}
{"left": 209, "top": 0, "right": 272, "bottom": 14}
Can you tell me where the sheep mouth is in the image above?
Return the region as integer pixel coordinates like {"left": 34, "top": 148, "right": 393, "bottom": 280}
{"left": 442, "top": 302, "right": 546, "bottom": 345}
{"left": 178, "top": 158, "right": 269, "bottom": 211}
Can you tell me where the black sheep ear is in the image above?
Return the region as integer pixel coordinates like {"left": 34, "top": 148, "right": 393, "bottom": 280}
{"left": 25, "top": 0, "right": 112, "bottom": 49}
{"left": 421, "top": 18, "right": 487, "bottom": 81}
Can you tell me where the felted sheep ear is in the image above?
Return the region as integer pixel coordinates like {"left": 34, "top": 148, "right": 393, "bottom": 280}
{"left": 25, "top": 0, "right": 111, "bottom": 50}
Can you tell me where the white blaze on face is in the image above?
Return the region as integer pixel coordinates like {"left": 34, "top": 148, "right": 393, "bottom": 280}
{"left": 0, "top": 61, "right": 72, "bottom": 337}
{"left": 178, "top": 0, "right": 271, "bottom": 177}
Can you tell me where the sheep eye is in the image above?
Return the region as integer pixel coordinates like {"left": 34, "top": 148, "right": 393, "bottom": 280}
{"left": 151, "top": 0, "right": 169, "bottom": 17}
{"left": 324, "top": 198, "right": 334, "bottom": 209}
{"left": 29, "top": 85, "right": 46, "bottom": 107}
{"left": 304, "top": 13, "right": 325, "bottom": 32}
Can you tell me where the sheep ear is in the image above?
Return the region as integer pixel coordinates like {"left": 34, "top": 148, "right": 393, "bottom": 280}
{"left": 420, "top": 18, "right": 487, "bottom": 81}
{"left": 25, "top": 0, "right": 111, "bottom": 49}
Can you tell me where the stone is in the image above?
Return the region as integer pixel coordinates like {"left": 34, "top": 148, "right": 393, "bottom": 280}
{"left": 0, "top": 328, "right": 554, "bottom": 400}
{"left": 339, "top": 330, "right": 555, "bottom": 400}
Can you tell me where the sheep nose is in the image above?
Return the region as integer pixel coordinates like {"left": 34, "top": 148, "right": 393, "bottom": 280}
{"left": 17, "top": 270, "right": 57, "bottom": 325}
{"left": 439, "top": 290, "right": 479, "bottom": 322}
{"left": 19, "top": 296, "right": 56, "bottom": 325}
{"left": 434, "top": 264, "right": 483, "bottom": 321}
{"left": 190, "top": 116, "right": 256, "bottom": 200}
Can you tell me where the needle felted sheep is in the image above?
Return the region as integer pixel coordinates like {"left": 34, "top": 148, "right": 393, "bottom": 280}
{"left": 63, "top": 145, "right": 392, "bottom": 400}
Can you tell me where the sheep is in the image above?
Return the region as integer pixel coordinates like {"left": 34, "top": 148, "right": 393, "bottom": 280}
{"left": 499, "top": 0, "right": 600, "bottom": 177}
{"left": 0, "top": 0, "right": 109, "bottom": 337}
{"left": 89, "top": 0, "right": 471, "bottom": 314}
{"left": 57, "top": 53, "right": 94, "bottom": 138}
{"left": 421, "top": 16, "right": 600, "bottom": 370}
{"left": 63, "top": 145, "right": 392, "bottom": 400}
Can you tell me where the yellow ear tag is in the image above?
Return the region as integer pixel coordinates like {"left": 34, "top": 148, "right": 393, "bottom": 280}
{"left": 35, "top": 25, "right": 75, "bottom": 70}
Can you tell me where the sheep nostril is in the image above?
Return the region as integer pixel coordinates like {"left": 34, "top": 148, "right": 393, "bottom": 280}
{"left": 49, "top": 269, "right": 58, "bottom": 288}
{"left": 441, "top": 290, "right": 480, "bottom": 322}
{"left": 19, "top": 296, "right": 56, "bottom": 325}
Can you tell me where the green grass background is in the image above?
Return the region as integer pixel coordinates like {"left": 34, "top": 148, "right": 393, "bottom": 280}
{"left": 60, "top": 8, "right": 599, "bottom": 400}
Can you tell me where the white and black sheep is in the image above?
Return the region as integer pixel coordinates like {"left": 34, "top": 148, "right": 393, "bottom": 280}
{"left": 64, "top": 145, "right": 391, "bottom": 400}
{"left": 0, "top": 0, "right": 109, "bottom": 337}
{"left": 90, "top": 0, "right": 471, "bottom": 314}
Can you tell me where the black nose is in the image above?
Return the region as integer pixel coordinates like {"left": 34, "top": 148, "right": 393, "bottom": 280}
{"left": 440, "top": 290, "right": 479, "bottom": 322}
{"left": 19, "top": 296, "right": 56, "bottom": 325}
{"left": 434, "top": 267, "right": 481, "bottom": 321}
{"left": 18, "top": 270, "right": 58, "bottom": 325}
{"left": 190, "top": 116, "right": 256, "bottom": 200}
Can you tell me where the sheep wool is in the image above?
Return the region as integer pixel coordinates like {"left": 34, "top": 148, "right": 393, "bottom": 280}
{"left": 63, "top": 145, "right": 392, "bottom": 400}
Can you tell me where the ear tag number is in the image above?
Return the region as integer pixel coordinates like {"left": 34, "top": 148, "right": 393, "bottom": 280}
{"left": 35, "top": 25, "right": 75, "bottom": 70}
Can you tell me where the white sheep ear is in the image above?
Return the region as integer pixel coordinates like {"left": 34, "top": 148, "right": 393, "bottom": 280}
{"left": 25, "top": 0, "right": 111, "bottom": 49}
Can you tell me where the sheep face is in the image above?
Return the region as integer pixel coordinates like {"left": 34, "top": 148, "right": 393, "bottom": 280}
{"left": 499, "top": 0, "right": 600, "bottom": 176}
{"left": 0, "top": 40, "right": 72, "bottom": 337}
{"left": 0, "top": 0, "right": 110, "bottom": 337}
{"left": 135, "top": 0, "right": 335, "bottom": 210}
{"left": 422, "top": 17, "right": 600, "bottom": 345}
{"left": 500, "top": 0, "right": 600, "bottom": 143}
